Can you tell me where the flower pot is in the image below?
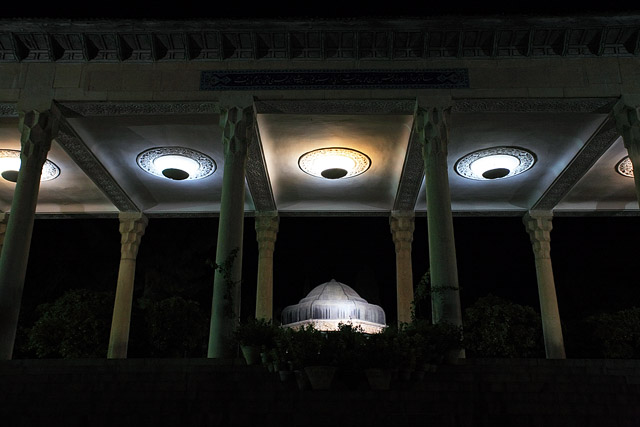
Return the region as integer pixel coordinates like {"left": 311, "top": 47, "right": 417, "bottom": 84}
{"left": 304, "top": 365, "right": 336, "bottom": 390}
{"left": 294, "top": 369, "right": 311, "bottom": 391}
{"left": 240, "top": 345, "right": 262, "bottom": 365}
{"left": 279, "top": 369, "right": 294, "bottom": 382}
{"left": 364, "top": 368, "right": 392, "bottom": 390}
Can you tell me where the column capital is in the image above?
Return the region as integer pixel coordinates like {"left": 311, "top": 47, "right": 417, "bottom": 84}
{"left": 118, "top": 212, "right": 148, "bottom": 260}
{"left": 613, "top": 99, "right": 640, "bottom": 151}
{"left": 414, "top": 105, "right": 452, "bottom": 156}
{"left": 18, "top": 110, "right": 59, "bottom": 166}
{"left": 390, "top": 211, "right": 414, "bottom": 252}
{"left": 255, "top": 212, "right": 279, "bottom": 253}
{"left": 523, "top": 211, "right": 553, "bottom": 259}
{"left": 219, "top": 105, "right": 254, "bottom": 157}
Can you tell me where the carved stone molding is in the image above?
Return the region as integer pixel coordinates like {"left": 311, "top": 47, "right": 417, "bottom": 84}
{"left": 119, "top": 212, "right": 148, "bottom": 260}
{"left": 393, "top": 130, "right": 424, "bottom": 211}
{"left": 255, "top": 212, "right": 279, "bottom": 254}
{"left": 201, "top": 69, "right": 469, "bottom": 90}
{"left": 254, "top": 99, "right": 415, "bottom": 115}
{"left": 452, "top": 98, "right": 617, "bottom": 113}
{"left": 390, "top": 211, "right": 415, "bottom": 253}
{"left": 246, "top": 127, "right": 276, "bottom": 211}
{"left": 534, "top": 119, "right": 620, "bottom": 211}
{"left": 1, "top": 18, "right": 639, "bottom": 63}
{"left": 523, "top": 211, "right": 553, "bottom": 259}
{"left": 55, "top": 124, "right": 139, "bottom": 212}
{"left": 0, "top": 104, "right": 18, "bottom": 117}
{"left": 58, "top": 102, "right": 219, "bottom": 117}
{"left": 415, "top": 106, "right": 451, "bottom": 157}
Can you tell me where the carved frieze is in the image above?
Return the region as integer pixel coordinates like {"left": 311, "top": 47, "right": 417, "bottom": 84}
{"left": 55, "top": 125, "right": 139, "bottom": 212}
{"left": 200, "top": 69, "right": 469, "bottom": 90}
{"left": 0, "top": 18, "right": 638, "bottom": 63}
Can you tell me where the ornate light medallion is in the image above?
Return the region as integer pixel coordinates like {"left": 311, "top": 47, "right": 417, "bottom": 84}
{"left": 137, "top": 147, "right": 216, "bottom": 181}
{"left": 455, "top": 147, "right": 536, "bottom": 181}
{"left": 616, "top": 156, "right": 634, "bottom": 178}
{"left": 0, "top": 149, "right": 60, "bottom": 182}
{"left": 298, "top": 147, "right": 371, "bottom": 179}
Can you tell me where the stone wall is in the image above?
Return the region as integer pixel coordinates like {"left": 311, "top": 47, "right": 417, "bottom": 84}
{"left": 1, "top": 358, "right": 638, "bottom": 427}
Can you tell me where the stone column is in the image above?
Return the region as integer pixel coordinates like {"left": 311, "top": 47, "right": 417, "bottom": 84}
{"left": 208, "top": 105, "right": 252, "bottom": 358}
{"left": 0, "top": 110, "right": 57, "bottom": 360}
{"left": 523, "top": 211, "right": 566, "bottom": 359}
{"left": 255, "top": 212, "right": 279, "bottom": 321}
{"left": 390, "top": 211, "right": 415, "bottom": 325}
{"left": 415, "top": 105, "right": 463, "bottom": 333}
{"left": 613, "top": 100, "right": 640, "bottom": 205}
{"left": 0, "top": 213, "right": 9, "bottom": 255}
{"left": 107, "top": 212, "right": 147, "bottom": 359}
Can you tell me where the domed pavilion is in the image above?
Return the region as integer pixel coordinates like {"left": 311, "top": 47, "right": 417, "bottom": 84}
{"left": 281, "top": 279, "right": 386, "bottom": 334}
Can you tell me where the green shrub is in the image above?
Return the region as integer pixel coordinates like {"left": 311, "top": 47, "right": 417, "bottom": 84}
{"left": 463, "top": 295, "right": 544, "bottom": 358}
{"left": 28, "top": 289, "right": 113, "bottom": 358}
{"left": 578, "top": 308, "right": 640, "bottom": 358}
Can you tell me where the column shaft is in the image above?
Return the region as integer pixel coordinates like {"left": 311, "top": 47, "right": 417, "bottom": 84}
{"left": 390, "top": 211, "right": 415, "bottom": 325}
{"left": 0, "top": 110, "right": 57, "bottom": 360}
{"left": 107, "top": 212, "right": 147, "bottom": 359}
{"left": 255, "top": 212, "right": 278, "bottom": 321}
{"left": 208, "top": 106, "right": 251, "bottom": 358}
{"left": 415, "top": 106, "right": 463, "bottom": 329}
{"left": 523, "top": 212, "right": 566, "bottom": 359}
{"left": 613, "top": 101, "right": 640, "bottom": 205}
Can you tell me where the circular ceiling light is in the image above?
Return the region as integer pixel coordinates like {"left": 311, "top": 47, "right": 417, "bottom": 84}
{"left": 137, "top": 147, "right": 216, "bottom": 181}
{"left": 455, "top": 147, "right": 536, "bottom": 181}
{"left": 616, "top": 156, "right": 634, "bottom": 178}
{"left": 298, "top": 147, "right": 371, "bottom": 179}
{"left": 0, "top": 149, "right": 60, "bottom": 183}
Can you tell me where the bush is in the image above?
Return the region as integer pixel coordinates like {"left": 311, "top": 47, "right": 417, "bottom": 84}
{"left": 28, "top": 289, "right": 113, "bottom": 358}
{"left": 142, "top": 296, "right": 208, "bottom": 357}
{"left": 572, "top": 308, "right": 640, "bottom": 358}
{"left": 463, "top": 295, "right": 544, "bottom": 358}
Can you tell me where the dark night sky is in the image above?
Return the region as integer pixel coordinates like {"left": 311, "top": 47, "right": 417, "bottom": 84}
{"left": 21, "top": 214, "right": 640, "bottom": 331}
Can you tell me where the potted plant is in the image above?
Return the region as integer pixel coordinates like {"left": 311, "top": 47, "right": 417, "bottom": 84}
{"left": 287, "top": 325, "right": 337, "bottom": 390}
{"left": 233, "top": 317, "right": 276, "bottom": 365}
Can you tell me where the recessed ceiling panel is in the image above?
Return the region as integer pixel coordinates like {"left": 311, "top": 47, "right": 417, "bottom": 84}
{"left": 0, "top": 118, "right": 117, "bottom": 214}
{"left": 258, "top": 114, "right": 413, "bottom": 212}
{"left": 415, "top": 112, "right": 608, "bottom": 212}
{"left": 67, "top": 114, "right": 254, "bottom": 214}
{"left": 555, "top": 138, "right": 638, "bottom": 212}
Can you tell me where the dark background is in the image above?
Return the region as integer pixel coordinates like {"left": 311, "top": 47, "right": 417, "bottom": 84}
{"left": 21, "top": 214, "right": 640, "bottom": 328}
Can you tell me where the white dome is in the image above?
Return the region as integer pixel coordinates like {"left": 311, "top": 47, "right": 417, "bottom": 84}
{"left": 281, "top": 279, "right": 386, "bottom": 333}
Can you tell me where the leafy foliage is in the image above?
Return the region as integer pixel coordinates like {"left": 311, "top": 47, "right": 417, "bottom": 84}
{"left": 463, "top": 295, "right": 544, "bottom": 358}
{"left": 140, "top": 296, "right": 208, "bottom": 357}
{"left": 27, "top": 289, "right": 113, "bottom": 358}
{"left": 568, "top": 307, "right": 640, "bottom": 358}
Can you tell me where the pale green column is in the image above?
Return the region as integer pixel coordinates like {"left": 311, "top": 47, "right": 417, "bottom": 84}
{"left": 255, "top": 212, "right": 278, "bottom": 321}
{"left": 523, "top": 211, "right": 566, "bottom": 359}
{"left": 415, "top": 106, "right": 463, "bottom": 340}
{"left": 0, "top": 110, "right": 58, "bottom": 360}
{"left": 107, "top": 212, "right": 148, "bottom": 359}
{"left": 613, "top": 99, "right": 640, "bottom": 206}
{"left": 0, "top": 213, "right": 9, "bottom": 255}
{"left": 208, "top": 105, "right": 252, "bottom": 358}
{"left": 390, "top": 211, "right": 415, "bottom": 325}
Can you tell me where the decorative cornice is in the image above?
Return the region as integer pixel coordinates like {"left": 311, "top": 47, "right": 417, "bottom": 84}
{"left": 393, "top": 129, "right": 424, "bottom": 211}
{"left": 58, "top": 102, "right": 219, "bottom": 117}
{"left": 533, "top": 118, "right": 620, "bottom": 211}
{"left": 201, "top": 69, "right": 469, "bottom": 90}
{"left": 452, "top": 98, "right": 617, "bottom": 113}
{"left": 0, "top": 18, "right": 638, "bottom": 63}
{"left": 0, "top": 104, "right": 18, "bottom": 117}
{"left": 246, "top": 125, "right": 276, "bottom": 211}
{"left": 254, "top": 99, "right": 416, "bottom": 115}
{"left": 55, "top": 123, "right": 139, "bottom": 212}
